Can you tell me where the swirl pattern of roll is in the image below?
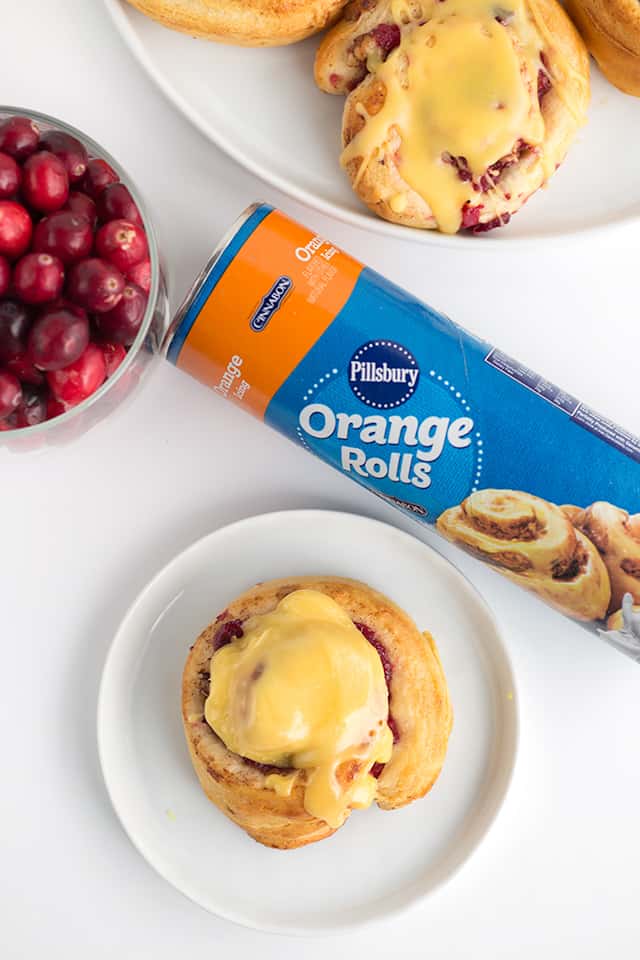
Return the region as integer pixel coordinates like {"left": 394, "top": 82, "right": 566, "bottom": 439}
{"left": 124, "top": 0, "right": 348, "bottom": 45}
{"left": 565, "top": 0, "right": 640, "bottom": 96}
{"left": 182, "top": 576, "right": 452, "bottom": 849}
{"left": 565, "top": 502, "right": 640, "bottom": 614}
{"left": 437, "top": 490, "right": 611, "bottom": 620}
{"left": 315, "top": 0, "right": 590, "bottom": 233}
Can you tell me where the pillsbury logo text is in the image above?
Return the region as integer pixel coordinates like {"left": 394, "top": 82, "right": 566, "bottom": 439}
{"left": 349, "top": 340, "right": 420, "bottom": 408}
{"left": 250, "top": 276, "right": 292, "bottom": 332}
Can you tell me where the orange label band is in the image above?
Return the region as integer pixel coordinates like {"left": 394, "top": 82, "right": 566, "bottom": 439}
{"left": 174, "top": 208, "right": 362, "bottom": 419}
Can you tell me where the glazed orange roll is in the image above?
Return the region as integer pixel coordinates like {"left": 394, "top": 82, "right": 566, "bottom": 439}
{"left": 315, "top": 0, "right": 590, "bottom": 233}
{"left": 124, "top": 0, "right": 348, "bottom": 45}
{"left": 564, "top": 502, "right": 640, "bottom": 614}
{"left": 182, "top": 576, "right": 452, "bottom": 849}
{"left": 437, "top": 490, "right": 610, "bottom": 620}
{"left": 565, "top": 0, "right": 640, "bottom": 97}
{"left": 607, "top": 598, "right": 640, "bottom": 633}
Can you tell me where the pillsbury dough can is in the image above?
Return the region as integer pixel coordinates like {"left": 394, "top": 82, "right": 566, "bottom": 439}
{"left": 163, "top": 203, "right": 640, "bottom": 661}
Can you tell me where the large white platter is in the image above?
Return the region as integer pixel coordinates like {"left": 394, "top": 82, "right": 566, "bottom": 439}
{"left": 105, "top": 0, "right": 640, "bottom": 247}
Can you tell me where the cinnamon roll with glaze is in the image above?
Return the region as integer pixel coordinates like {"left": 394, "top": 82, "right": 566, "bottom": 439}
{"left": 602, "top": 595, "right": 640, "bottom": 660}
{"left": 607, "top": 598, "right": 640, "bottom": 634}
{"left": 565, "top": 0, "right": 640, "bottom": 97}
{"left": 315, "top": 0, "right": 590, "bottom": 233}
{"left": 124, "top": 0, "right": 348, "bottom": 45}
{"left": 182, "top": 576, "right": 452, "bottom": 849}
{"left": 563, "top": 502, "right": 640, "bottom": 614}
{"left": 437, "top": 490, "right": 610, "bottom": 620}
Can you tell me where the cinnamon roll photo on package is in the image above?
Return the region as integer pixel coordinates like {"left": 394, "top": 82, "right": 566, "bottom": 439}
{"left": 164, "top": 204, "right": 640, "bottom": 663}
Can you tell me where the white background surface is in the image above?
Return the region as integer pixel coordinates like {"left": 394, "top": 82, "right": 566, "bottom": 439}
{"left": 2, "top": 1, "right": 639, "bottom": 957}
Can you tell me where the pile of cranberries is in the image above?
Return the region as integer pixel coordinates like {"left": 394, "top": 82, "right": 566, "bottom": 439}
{"left": 0, "top": 115, "right": 152, "bottom": 431}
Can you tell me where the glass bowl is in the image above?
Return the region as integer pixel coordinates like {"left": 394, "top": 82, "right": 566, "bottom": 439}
{"left": 0, "top": 106, "right": 169, "bottom": 452}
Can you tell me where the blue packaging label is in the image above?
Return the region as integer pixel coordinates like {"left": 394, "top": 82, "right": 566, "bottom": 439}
{"left": 265, "top": 268, "right": 640, "bottom": 659}
{"left": 168, "top": 206, "right": 640, "bottom": 661}
{"left": 266, "top": 268, "right": 639, "bottom": 518}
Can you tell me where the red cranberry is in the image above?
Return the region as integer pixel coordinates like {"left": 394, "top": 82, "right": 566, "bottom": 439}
{"left": 126, "top": 258, "right": 151, "bottom": 293}
{"left": 372, "top": 23, "right": 401, "bottom": 54}
{"left": 82, "top": 158, "right": 119, "bottom": 198}
{"left": 99, "top": 341, "right": 127, "bottom": 377}
{"left": 22, "top": 151, "right": 69, "bottom": 214}
{"left": 67, "top": 258, "right": 124, "bottom": 312}
{"left": 443, "top": 152, "right": 473, "bottom": 183}
{"left": 353, "top": 621, "right": 398, "bottom": 747}
{"left": 15, "top": 386, "right": 47, "bottom": 427}
{"left": 0, "top": 152, "right": 21, "bottom": 199}
{"left": 33, "top": 212, "right": 93, "bottom": 265}
{"left": 46, "top": 395, "right": 67, "bottom": 420}
{"left": 538, "top": 68, "right": 552, "bottom": 102}
{"left": 0, "top": 300, "right": 32, "bottom": 360}
{"left": 0, "top": 116, "right": 40, "bottom": 161}
{"left": 0, "top": 255, "right": 10, "bottom": 296}
{"left": 0, "top": 201, "right": 32, "bottom": 259}
{"left": 40, "top": 130, "right": 88, "bottom": 183}
{"left": 96, "top": 282, "right": 146, "bottom": 346}
{"left": 354, "top": 621, "right": 375, "bottom": 642}
{"left": 354, "top": 622, "right": 393, "bottom": 685}
{"left": 477, "top": 150, "right": 519, "bottom": 193}
{"left": 13, "top": 253, "right": 64, "bottom": 304}
{"left": 461, "top": 203, "right": 483, "bottom": 230}
{"left": 472, "top": 212, "right": 511, "bottom": 234}
{"left": 65, "top": 191, "right": 97, "bottom": 229}
{"left": 47, "top": 342, "right": 106, "bottom": 406}
{"left": 95, "top": 219, "right": 148, "bottom": 273}
{"left": 28, "top": 305, "right": 89, "bottom": 371}
{"left": 6, "top": 352, "right": 44, "bottom": 386}
{"left": 213, "top": 619, "right": 244, "bottom": 652}
{"left": 97, "top": 183, "right": 142, "bottom": 227}
{"left": 0, "top": 370, "right": 22, "bottom": 419}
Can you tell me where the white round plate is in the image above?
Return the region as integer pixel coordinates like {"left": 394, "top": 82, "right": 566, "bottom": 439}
{"left": 98, "top": 510, "right": 518, "bottom": 934}
{"left": 105, "top": 0, "right": 640, "bottom": 247}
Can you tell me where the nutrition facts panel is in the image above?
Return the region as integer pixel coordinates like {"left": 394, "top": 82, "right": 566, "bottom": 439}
{"left": 486, "top": 347, "right": 640, "bottom": 462}
{"left": 573, "top": 406, "right": 640, "bottom": 463}
{"left": 485, "top": 347, "right": 580, "bottom": 414}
